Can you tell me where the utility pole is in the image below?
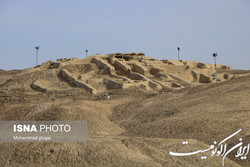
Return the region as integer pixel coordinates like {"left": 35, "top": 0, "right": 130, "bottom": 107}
{"left": 213, "top": 53, "right": 218, "bottom": 82}
{"left": 177, "top": 47, "right": 180, "bottom": 61}
{"left": 35, "top": 46, "right": 39, "bottom": 66}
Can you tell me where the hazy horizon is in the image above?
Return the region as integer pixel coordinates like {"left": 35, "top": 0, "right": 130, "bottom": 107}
{"left": 0, "top": 0, "right": 249, "bottom": 70}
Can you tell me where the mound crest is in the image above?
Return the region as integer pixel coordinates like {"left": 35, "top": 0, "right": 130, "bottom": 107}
{"left": 0, "top": 53, "right": 240, "bottom": 95}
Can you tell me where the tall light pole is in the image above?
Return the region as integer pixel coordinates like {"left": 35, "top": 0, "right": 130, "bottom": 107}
{"left": 213, "top": 53, "right": 218, "bottom": 82}
{"left": 85, "top": 50, "right": 88, "bottom": 58}
{"left": 177, "top": 47, "right": 180, "bottom": 61}
{"left": 51, "top": 62, "right": 55, "bottom": 100}
{"left": 35, "top": 46, "right": 39, "bottom": 66}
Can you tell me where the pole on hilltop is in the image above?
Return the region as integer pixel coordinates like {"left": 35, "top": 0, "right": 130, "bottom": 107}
{"left": 213, "top": 53, "right": 218, "bottom": 82}
{"left": 35, "top": 46, "right": 39, "bottom": 66}
{"left": 177, "top": 47, "right": 180, "bottom": 61}
{"left": 85, "top": 50, "right": 88, "bottom": 58}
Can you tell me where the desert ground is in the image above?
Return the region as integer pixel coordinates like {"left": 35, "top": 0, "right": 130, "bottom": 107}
{"left": 0, "top": 53, "right": 249, "bottom": 166}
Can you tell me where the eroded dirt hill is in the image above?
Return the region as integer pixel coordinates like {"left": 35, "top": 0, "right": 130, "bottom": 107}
{"left": 0, "top": 54, "right": 249, "bottom": 166}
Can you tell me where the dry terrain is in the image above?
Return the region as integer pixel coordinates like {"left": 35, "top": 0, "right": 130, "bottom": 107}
{"left": 0, "top": 54, "right": 249, "bottom": 166}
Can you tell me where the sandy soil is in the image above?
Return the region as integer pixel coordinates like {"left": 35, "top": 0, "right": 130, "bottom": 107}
{"left": 0, "top": 55, "right": 249, "bottom": 166}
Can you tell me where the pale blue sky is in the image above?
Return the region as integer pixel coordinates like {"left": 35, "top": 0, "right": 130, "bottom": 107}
{"left": 0, "top": 0, "right": 249, "bottom": 70}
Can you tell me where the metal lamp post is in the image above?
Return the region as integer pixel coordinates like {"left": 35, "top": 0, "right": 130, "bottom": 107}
{"left": 85, "top": 50, "right": 88, "bottom": 58}
{"left": 177, "top": 47, "right": 180, "bottom": 61}
{"left": 51, "top": 62, "right": 55, "bottom": 100}
{"left": 35, "top": 46, "right": 39, "bottom": 66}
{"left": 213, "top": 53, "right": 218, "bottom": 82}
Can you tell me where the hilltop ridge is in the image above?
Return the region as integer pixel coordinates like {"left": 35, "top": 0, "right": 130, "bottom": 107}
{"left": 0, "top": 53, "right": 243, "bottom": 97}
